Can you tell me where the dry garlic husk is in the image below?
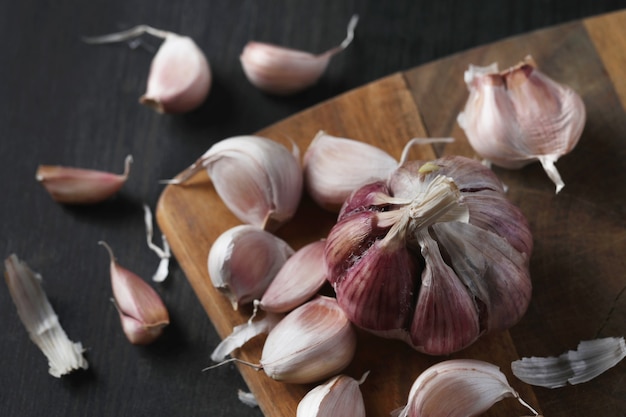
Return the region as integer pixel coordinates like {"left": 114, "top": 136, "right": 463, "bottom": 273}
{"left": 457, "top": 55, "right": 586, "bottom": 193}
{"left": 240, "top": 15, "right": 358, "bottom": 95}
{"left": 511, "top": 337, "right": 626, "bottom": 388}
{"left": 255, "top": 239, "right": 328, "bottom": 313}
{"left": 4, "top": 254, "right": 88, "bottom": 377}
{"left": 397, "top": 359, "right": 539, "bottom": 417}
{"left": 259, "top": 295, "right": 356, "bottom": 384}
{"left": 325, "top": 155, "right": 533, "bottom": 355}
{"left": 99, "top": 241, "right": 170, "bottom": 345}
{"left": 211, "top": 312, "right": 283, "bottom": 362}
{"left": 208, "top": 225, "right": 294, "bottom": 310}
{"left": 297, "top": 372, "right": 369, "bottom": 417}
{"left": 166, "top": 135, "right": 302, "bottom": 231}
{"left": 84, "top": 25, "right": 211, "bottom": 114}
{"left": 36, "top": 155, "right": 132, "bottom": 204}
{"left": 143, "top": 204, "right": 171, "bottom": 282}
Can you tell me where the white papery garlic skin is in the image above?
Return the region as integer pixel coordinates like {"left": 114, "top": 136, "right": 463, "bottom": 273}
{"left": 297, "top": 372, "right": 368, "bottom": 417}
{"left": 303, "top": 131, "right": 399, "bottom": 211}
{"left": 457, "top": 55, "right": 586, "bottom": 193}
{"left": 240, "top": 15, "right": 358, "bottom": 95}
{"left": 4, "top": 254, "right": 88, "bottom": 377}
{"left": 208, "top": 225, "right": 294, "bottom": 310}
{"left": 397, "top": 359, "right": 539, "bottom": 417}
{"left": 260, "top": 295, "right": 357, "bottom": 384}
{"left": 166, "top": 135, "right": 302, "bottom": 231}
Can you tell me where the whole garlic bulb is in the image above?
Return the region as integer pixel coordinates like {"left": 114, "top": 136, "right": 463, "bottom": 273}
{"left": 324, "top": 155, "right": 533, "bottom": 355}
{"left": 457, "top": 55, "right": 586, "bottom": 193}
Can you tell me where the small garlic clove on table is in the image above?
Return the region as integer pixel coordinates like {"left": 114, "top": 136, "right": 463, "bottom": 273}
{"left": 297, "top": 372, "right": 369, "bottom": 417}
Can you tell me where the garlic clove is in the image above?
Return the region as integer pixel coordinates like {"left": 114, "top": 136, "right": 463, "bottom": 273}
{"left": 99, "top": 241, "right": 169, "bottom": 345}
{"left": 256, "top": 239, "right": 328, "bottom": 313}
{"left": 165, "top": 135, "right": 302, "bottom": 232}
{"left": 303, "top": 131, "right": 399, "bottom": 211}
{"left": 397, "top": 359, "right": 539, "bottom": 417}
{"left": 208, "top": 225, "right": 294, "bottom": 310}
{"left": 296, "top": 372, "right": 369, "bottom": 417}
{"left": 36, "top": 155, "right": 132, "bottom": 204}
{"left": 458, "top": 56, "right": 586, "bottom": 193}
{"left": 511, "top": 337, "right": 626, "bottom": 388}
{"left": 260, "top": 295, "right": 357, "bottom": 384}
{"left": 84, "top": 25, "right": 211, "bottom": 114}
{"left": 240, "top": 15, "right": 358, "bottom": 95}
{"left": 4, "top": 254, "right": 89, "bottom": 377}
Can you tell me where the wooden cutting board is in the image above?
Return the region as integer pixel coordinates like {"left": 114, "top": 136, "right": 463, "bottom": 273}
{"left": 157, "top": 10, "right": 626, "bottom": 417}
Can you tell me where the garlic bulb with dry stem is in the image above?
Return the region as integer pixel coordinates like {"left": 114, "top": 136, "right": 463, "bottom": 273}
{"left": 397, "top": 359, "right": 539, "bottom": 417}
{"left": 4, "top": 254, "right": 89, "bottom": 377}
{"left": 297, "top": 372, "right": 369, "bottom": 417}
{"left": 457, "top": 55, "right": 586, "bottom": 193}
{"left": 99, "top": 241, "right": 170, "bottom": 345}
{"left": 240, "top": 15, "right": 358, "bottom": 95}
{"left": 165, "top": 135, "right": 303, "bottom": 232}
{"left": 325, "top": 155, "right": 533, "bottom": 355}
{"left": 208, "top": 225, "right": 294, "bottom": 310}
{"left": 84, "top": 25, "right": 211, "bottom": 114}
{"left": 36, "top": 155, "right": 132, "bottom": 204}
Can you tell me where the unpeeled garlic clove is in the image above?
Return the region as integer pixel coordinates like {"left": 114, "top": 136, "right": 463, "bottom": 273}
{"left": 457, "top": 55, "right": 586, "bottom": 193}
{"left": 165, "top": 135, "right": 303, "bottom": 231}
{"left": 36, "top": 155, "right": 132, "bottom": 204}
{"left": 260, "top": 295, "right": 357, "bottom": 384}
{"left": 208, "top": 225, "right": 294, "bottom": 310}
{"left": 84, "top": 25, "right": 211, "bottom": 114}
{"left": 256, "top": 239, "right": 328, "bottom": 313}
{"left": 296, "top": 371, "right": 369, "bottom": 417}
{"left": 4, "top": 254, "right": 89, "bottom": 377}
{"left": 397, "top": 359, "right": 539, "bottom": 417}
{"left": 240, "top": 15, "right": 358, "bottom": 95}
{"left": 99, "top": 241, "right": 170, "bottom": 345}
{"left": 303, "top": 131, "right": 398, "bottom": 211}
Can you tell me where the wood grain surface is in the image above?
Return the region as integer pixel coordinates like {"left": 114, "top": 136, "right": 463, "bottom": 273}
{"left": 157, "top": 10, "right": 626, "bottom": 417}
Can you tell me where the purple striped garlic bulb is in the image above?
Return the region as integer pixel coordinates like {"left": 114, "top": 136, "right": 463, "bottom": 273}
{"left": 324, "top": 155, "right": 533, "bottom": 355}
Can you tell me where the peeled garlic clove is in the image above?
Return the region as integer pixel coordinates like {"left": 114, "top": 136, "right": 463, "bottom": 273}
{"left": 208, "top": 225, "right": 294, "bottom": 310}
{"left": 241, "top": 15, "right": 358, "bottom": 95}
{"left": 260, "top": 295, "right": 357, "bottom": 384}
{"left": 397, "top": 359, "right": 539, "bottom": 417}
{"left": 99, "top": 241, "right": 169, "bottom": 345}
{"left": 36, "top": 155, "right": 132, "bottom": 204}
{"left": 297, "top": 372, "right": 369, "bottom": 417}
{"left": 166, "top": 135, "right": 302, "bottom": 231}
{"left": 4, "top": 254, "right": 89, "bottom": 377}
{"left": 511, "top": 337, "right": 626, "bottom": 388}
{"left": 303, "top": 131, "right": 399, "bottom": 211}
{"left": 84, "top": 25, "right": 211, "bottom": 114}
{"left": 457, "top": 55, "right": 586, "bottom": 193}
{"left": 256, "top": 240, "right": 328, "bottom": 313}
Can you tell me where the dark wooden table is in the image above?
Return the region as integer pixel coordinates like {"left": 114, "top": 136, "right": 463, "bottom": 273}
{"left": 1, "top": 1, "right": 624, "bottom": 416}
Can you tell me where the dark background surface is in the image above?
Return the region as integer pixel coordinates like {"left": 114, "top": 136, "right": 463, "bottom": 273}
{"left": 1, "top": 1, "right": 624, "bottom": 416}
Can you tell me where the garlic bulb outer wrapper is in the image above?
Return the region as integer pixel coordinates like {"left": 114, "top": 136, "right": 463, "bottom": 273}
{"left": 325, "top": 155, "right": 533, "bottom": 355}
{"left": 4, "top": 254, "right": 88, "bottom": 377}
{"left": 260, "top": 295, "right": 357, "bottom": 384}
{"left": 296, "top": 372, "right": 368, "bottom": 417}
{"left": 457, "top": 56, "right": 586, "bottom": 193}
{"left": 36, "top": 155, "right": 132, "bottom": 204}
{"left": 240, "top": 15, "right": 358, "bottom": 95}
{"left": 167, "top": 135, "right": 303, "bottom": 232}
{"left": 303, "top": 131, "right": 399, "bottom": 211}
{"left": 208, "top": 225, "right": 294, "bottom": 310}
{"left": 99, "top": 241, "right": 170, "bottom": 345}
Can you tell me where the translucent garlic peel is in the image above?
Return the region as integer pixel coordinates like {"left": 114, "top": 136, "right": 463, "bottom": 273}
{"left": 4, "top": 254, "right": 88, "bottom": 377}
{"left": 36, "top": 155, "right": 132, "bottom": 204}
{"left": 511, "top": 337, "right": 626, "bottom": 388}
{"left": 210, "top": 313, "right": 283, "bottom": 362}
{"left": 240, "top": 15, "right": 358, "bottom": 95}
{"left": 457, "top": 56, "right": 586, "bottom": 193}
{"left": 325, "top": 155, "right": 533, "bottom": 355}
{"left": 208, "top": 225, "right": 294, "bottom": 309}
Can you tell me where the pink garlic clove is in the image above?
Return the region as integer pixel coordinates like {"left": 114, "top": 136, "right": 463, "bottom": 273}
{"left": 99, "top": 241, "right": 169, "bottom": 345}
{"left": 36, "top": 155, "right": 132, "bottom": 204}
